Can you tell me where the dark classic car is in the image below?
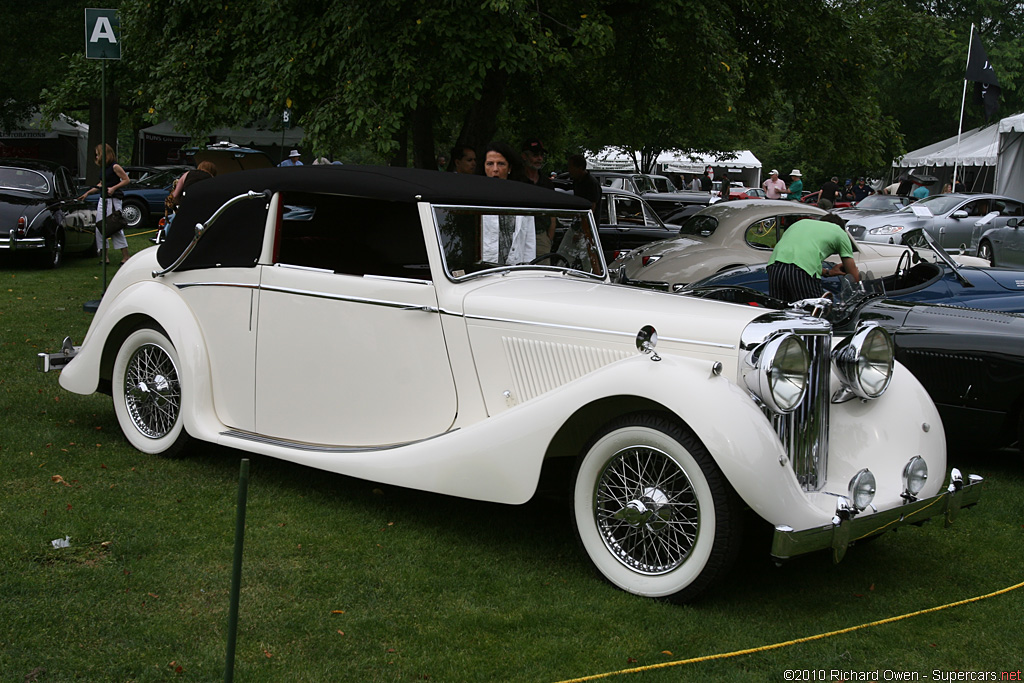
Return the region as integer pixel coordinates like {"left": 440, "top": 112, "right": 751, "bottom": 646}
{"left": 590, "top": 171, "right": 712, "bottom": 219}
{"left": 682, "top": 229, "right": 1024, "bottom": 314}
{"left": 84, "top": 167, "right": 188, "bottom": 229}
{"left": 0, "top": 159, "right": 95, "bottom": 267}
{"left": 684, "top": 275, "right": 1024, "bottom": 453}
{"left": 589, "top": 188, "right": 680, "bottom": 261}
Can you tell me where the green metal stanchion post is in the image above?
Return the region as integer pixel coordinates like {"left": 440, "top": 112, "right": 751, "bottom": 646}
{"left": 224, "top": 458, "right": 250, "bottom": 683}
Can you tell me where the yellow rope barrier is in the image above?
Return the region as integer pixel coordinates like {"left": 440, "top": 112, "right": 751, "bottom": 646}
{"left": 553, "top": 579, "right": 1024, "bottom": 683}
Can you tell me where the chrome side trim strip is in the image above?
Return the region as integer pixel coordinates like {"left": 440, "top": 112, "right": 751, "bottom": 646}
{"left": 173, "top": 281, "right": 439, "bottom": 312}
{"left": 220, "top": 428, "right": 455, "bottom": 452}
{"left": 464, "top": 313, "right": 735, "bottom": 349}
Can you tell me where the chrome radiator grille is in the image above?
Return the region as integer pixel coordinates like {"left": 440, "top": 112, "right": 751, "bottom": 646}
{"left": 772, "top": 332, "right": 832, "bottom": 491}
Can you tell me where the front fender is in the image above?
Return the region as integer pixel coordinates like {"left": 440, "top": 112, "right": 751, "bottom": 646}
{"left": 59, "top": 280, "right": 220, "bottom": 442}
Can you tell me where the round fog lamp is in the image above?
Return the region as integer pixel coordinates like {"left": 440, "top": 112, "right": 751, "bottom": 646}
{"left": 848, "top": 469, "right": 876, "bottom": 512}
{"left": 902, "top": 456, "right": 928, "bottom": 499}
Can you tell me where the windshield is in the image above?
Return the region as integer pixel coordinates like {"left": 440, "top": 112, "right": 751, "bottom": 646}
{"left": 650, "top": 176, "right": 677, "bottom": 193}
{"left": 855, "top": 194, "right": 910, "bottom": 211}
{"left": 0, "top": 167, "right": 49, "bottom": 193}
{"left": 677, "top": 213, "right": 718, "bottom": 237}
{"left": 433, "top": 206, "right": 605, "bottom": 280}
{"left": 896, "top": 194, "right": 961, "bottom": 216}
{"left": 133, "top": 169, "right": 182, "bottom": 188}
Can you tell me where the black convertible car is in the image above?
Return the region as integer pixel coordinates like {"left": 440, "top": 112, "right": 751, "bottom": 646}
{"left": 684, "top": 278, "right": 1024, "bottom": 453}
{"left": 0, "top": 159, "right": 95, "bottom": 268}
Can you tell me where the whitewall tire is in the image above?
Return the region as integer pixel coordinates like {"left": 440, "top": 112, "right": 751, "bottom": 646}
{"left": 573, "top": 413, "right": 741, "bottom": 602}
{"left": 112, "top": 328, "right": 190, "bottom": 457}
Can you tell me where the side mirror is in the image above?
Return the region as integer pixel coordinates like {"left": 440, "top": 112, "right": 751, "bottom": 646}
{"left": 952, "top": 210, "right": 969, "bottom": 219}
{"left": 1008, "top": 218, "right": 1019, "bottom": 228}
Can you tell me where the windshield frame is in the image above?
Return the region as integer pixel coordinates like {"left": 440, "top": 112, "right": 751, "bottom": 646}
{"left": 431, "top": 204, "right": 606, "bottom": 283}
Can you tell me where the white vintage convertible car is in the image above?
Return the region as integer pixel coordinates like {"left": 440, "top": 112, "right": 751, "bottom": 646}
{"left": 39, "top": 166, "right": 981, "bottom": 602}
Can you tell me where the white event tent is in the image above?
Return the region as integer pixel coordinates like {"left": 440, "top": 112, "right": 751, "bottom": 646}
{"left": 0, "top": 113, "right": 90, "bottom": 176}
{"left": 893, "top": 112, "right": 1024, "bottom": 199}
{"left": 586, "top": 147, "right": 763, "bottom": 188}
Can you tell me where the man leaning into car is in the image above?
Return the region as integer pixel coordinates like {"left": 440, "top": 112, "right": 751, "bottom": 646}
{"left": 766, "top": 215, "right": 860, "bottom": 303}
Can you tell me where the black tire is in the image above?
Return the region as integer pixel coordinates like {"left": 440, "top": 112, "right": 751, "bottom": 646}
{"left": 112, "top": 328, "right": 191, "bottom": 457}
{"left": 573, "top": 413, "right": 742, "bottom": 602}
{"left": 121, "top": 199, "right": 147, "bottom": 229}
{"left": 45, "top": 228, "right": 65, "bottom": 269}
{"left": 978, "top": 240, "right": 995, "bottom": 267}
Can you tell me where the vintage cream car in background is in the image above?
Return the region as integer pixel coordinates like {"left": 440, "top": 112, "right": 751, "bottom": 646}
{"left": 39, "top": 167, "right": 981, "bottom": 602}
{"left": 609, "top": 200, "right": 989, "bottom": 291}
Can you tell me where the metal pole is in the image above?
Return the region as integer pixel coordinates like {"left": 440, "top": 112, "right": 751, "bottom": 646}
{"left": 224, "top": 458, "right": 251, "bottom": 683}
{"left": 954, "top": 24, "right": 975, "bottom": 191}
{"left": 100, "top": 60, "right": 108, "bottom": 291}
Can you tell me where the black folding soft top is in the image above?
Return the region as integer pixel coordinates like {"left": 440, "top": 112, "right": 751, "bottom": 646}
{"left": 156, "top": 165, "right": 590, "bottom": 271}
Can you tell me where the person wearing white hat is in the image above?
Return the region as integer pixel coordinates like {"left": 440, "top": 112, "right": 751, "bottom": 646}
{"left": 279, "top": 149, "right": 303, "bottom": 167}
{"left": 762, "top": 169, "right": 787, "bottom": 199}
{"left": 786, "top": 169, "right": 803, "bottom": 200}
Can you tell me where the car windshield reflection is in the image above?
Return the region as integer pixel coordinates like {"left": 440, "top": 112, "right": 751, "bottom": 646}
{"left": 434, "top": 206, "right": 604, "bottom": 280}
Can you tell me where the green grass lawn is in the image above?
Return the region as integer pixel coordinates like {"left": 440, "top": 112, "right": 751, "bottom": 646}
{"left": 2, "top": 230, "right": 1022, "bottom": 682}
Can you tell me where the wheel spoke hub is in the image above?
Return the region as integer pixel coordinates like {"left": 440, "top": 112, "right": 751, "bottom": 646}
{"left": 595, "top": 445, "right": 699, "bottom": 575}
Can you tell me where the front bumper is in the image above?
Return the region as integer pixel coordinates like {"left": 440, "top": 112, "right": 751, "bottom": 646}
{"left": 771, "top": 468, "right": 983, "bottom": 563}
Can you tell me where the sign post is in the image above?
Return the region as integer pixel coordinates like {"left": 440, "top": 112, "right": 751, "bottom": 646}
{"left": 84, "top": 8, "right": 121, "bottom": 312}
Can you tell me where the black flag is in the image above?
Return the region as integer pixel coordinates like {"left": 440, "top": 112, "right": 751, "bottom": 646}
{"left": 965, "top": 36, "right": 1001, "bottom": 121}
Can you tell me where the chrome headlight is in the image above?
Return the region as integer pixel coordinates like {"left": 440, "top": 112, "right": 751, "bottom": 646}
{"left": 868, "top": 224, "right": 905, "bottom": 236}
{"left": 831, "top": 323, "right": 894, "bottom": 400}
{"left": 743, "top": 333, "right": 809, "bottom": 414}
{"left": 848, "top": 468, "right": 876, "bottom": 512}
{"left": 902, "top": 456, "right": 928, "bottom": 501}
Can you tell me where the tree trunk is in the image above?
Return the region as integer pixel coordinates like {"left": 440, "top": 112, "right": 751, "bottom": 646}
{"left": 411, "top": 104, "right": 436, "bottom": 170}
{"left": 455, "top": 69, "right": 508, "bottom": 160}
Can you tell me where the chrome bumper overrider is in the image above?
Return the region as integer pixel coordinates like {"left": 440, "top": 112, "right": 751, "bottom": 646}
{"left": 37, "top": 337, "right": 79, "bottom": 372}
{"left": 771, "top": 469, "right": 983, "bottom": 563}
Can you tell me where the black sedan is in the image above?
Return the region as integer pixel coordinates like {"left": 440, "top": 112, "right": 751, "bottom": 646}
{"left": 556, "top": 188, "right": 679, "bottom": 262}
{"left": 684, "top": 276, "right": 1024, "bottom": 453}
{"left": 0, "top": 159, "right": 95, "bottom": 268}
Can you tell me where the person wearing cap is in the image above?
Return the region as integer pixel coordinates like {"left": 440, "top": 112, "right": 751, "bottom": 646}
{"left": 786, "top": 170, "right": 803, "bottom": 200}
{"left": 852, "top": 177, "right": 874, "bottom": 202}
{"left": 842, "top": 179, "right": 855, "bottom": 202}
{"left": 279, "top": 149, "right": 303, "bottom": 167}
{"left": 762, "top": 169, "right": 787, "bottom": 200}
{"left": 520, "top": 139, "right": 553, "bottom": 188}
{"left": 767, "top": 214, "right": 860, "bottom": 303}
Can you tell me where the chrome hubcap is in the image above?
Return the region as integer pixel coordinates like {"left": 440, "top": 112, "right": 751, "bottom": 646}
{"left": 124, "top": 343, "right": 180, "bottom": 439}
{"left": 595, "top": 445, "right": 699, "bottom": 575}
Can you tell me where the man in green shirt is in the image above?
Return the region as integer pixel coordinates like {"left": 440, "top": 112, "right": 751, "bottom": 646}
{"left": 786, "top": 169, "right": 803, "bottom": 200}
{"left": 766, "top": 215, "right": 860, "bottom": 303}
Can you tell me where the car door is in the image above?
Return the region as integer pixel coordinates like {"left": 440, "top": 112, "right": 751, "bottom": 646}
{"left": 940, "top": 198, "right": 993, "bottom": 249}
{"left": 54, "top": 167, "right": 94, "bottom": 251}
{"left": 253, "top": 193, "right": 458, "bottom": 447}
{"left": 989, "top": 199, "right": 1024, "bottom": 267}
{"left": 601, "top": 194, "right": 675, "bottom": 260}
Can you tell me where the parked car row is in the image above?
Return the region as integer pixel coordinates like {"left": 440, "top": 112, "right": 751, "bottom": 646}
{"left": 38, "top": 166, "right": 983, "bottom": 604}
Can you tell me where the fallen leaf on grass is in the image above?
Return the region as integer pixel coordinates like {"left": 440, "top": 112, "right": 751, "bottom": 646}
{"left": 148, "top": 592, "right": 159, "bottom": 599}
{"left": 627, "top": 657, "right": 638, "bottom": 664}
{"left": 661, "top": 651, "right": 673, "bottom": 656}
{"left": 51, "top": 475, "right": 71, "bottom": 487}
{"left": 263, "top": 649, "right": 273, "bottom": 658}
{"left": 331, "top": 610, "right": 345, "bottom": 615}
{"left": 337, "top": 630, "right": 345, "bottom": 636}
{"left": 168, "top": 661, "right": 184, "bottom": 674}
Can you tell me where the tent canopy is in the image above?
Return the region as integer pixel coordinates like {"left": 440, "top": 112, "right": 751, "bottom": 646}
{"left": 0, "top": 113, "right": 90, "bottom": 176}
{"left": 893, "top": 112, "right": 1024, "bottom": 199}
{"left": 586, "top": 147, "right": 762, "bottom": 187}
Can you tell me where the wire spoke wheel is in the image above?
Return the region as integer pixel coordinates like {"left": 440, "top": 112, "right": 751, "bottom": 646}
{"left": 595, "top": 445, "right": 699, "bottom": 574}
{"left": 573, "top": 413, "right": 741, "bottom": 602}
{"left": 112, "top": 328, "right": 190, "bottom": 457}
{"left": 124, "top": 343, "right": 181, "bottom": 438}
